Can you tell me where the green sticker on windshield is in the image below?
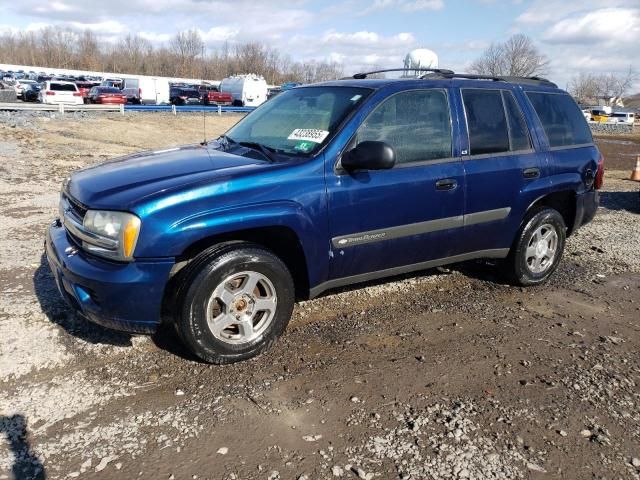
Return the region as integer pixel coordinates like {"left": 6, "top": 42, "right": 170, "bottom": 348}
{"left": 294, "top": 141, "right": 314, "bottom": 153}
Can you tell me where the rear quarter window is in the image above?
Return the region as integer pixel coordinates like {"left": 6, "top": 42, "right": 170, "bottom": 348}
{"left": 50, "top": 83, "right": 78, "bottom": 92}
{"left": 526, "top": 92, "right": 592, "bottom": 148}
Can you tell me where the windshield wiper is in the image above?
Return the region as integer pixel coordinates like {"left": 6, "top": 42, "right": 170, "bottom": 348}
{"left": 237, "top": 141, "right": 278, "bottom": 163}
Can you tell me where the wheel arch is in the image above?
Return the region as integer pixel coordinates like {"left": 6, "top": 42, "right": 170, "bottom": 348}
{"left": 170, "top": 225, "right": 311, "bottom": 301}
{"left": 524, "top": 190, "right": 578, "bottom": 236}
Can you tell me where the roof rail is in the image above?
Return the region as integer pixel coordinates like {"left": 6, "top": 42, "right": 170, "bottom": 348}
{"left": 497, "top": 76, "right": 558, "bottom": 88}
{"left": 347, "top": 68, "right": 558, "bottom": 88}
{"left": 352, "top": 68, "right": 454, "bottom": 79}
{"left": 422, "top": 71, "right": 558, "bottom": 87}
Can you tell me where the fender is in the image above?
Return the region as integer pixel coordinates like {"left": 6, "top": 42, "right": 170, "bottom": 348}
{"left": 522, "top": 172, "right": 584, "bottom": 214}
{"left": 137, "top": 199, "right": 329, "bottom": 289}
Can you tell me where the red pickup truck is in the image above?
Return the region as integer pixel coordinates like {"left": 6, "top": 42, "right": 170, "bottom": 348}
{"left": 199, "top": 86, "right": 233, "bottom": 106}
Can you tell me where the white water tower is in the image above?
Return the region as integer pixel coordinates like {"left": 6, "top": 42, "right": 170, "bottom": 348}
{"left": 403, "top": 49, "right": 439, "bottom": 75}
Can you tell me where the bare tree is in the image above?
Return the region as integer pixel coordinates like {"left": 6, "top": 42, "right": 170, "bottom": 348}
{"left": 76, "top": 30, "right": 101, "bottom": 71}
{"left": 169, "top": 30, "right": 205, "bottom": 78}
{"left": 0, "top": 26, "right": 347, "bottom": 84}
{"left": 568, "top": 72, "right": 599, "bottom": 104}
{"left": 470, "top": 34, "right": 548, "bottom": 77}
{"left": 568, "top": 67, "right": 637, "bottom": 105}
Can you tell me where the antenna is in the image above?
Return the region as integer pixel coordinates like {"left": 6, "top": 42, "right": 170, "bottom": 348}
{"left": 201, "top": 105, "right": 207, "bottom": 146}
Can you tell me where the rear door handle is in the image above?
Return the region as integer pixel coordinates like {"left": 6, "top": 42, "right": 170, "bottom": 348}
{"left": 435, "top": 178, "right": 458, "bottom": 191}
{"left": 522, "top": 168, "right": 540, "bottom": 179}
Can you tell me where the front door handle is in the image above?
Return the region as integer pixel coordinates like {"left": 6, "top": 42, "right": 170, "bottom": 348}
{"left": 435, "top": 178, "right": 458, "bottom": 191}
{"left": 522, "top": 168, "right": 540, "bottom": 179}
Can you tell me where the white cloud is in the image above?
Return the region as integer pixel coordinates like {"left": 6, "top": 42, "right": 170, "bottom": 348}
{"left": 321, "top": 30, "right": 416, "bottom": 49}
{"left": 402, "top": 0, "right": 444, "bottom": 12}
{"left": 198, "top": 26, "right": 240, "bottom": 44}
{"left": 542, "top": 8, "right": 640, "bottom": 45}
{"left": 68, "top": 20, "right": 128, "bottom": 35}
{"left": 285, "top": 29, "right": 418, "bottom": 73}
{"left": 359, "top": 0, "right": 444, "bottom": 15}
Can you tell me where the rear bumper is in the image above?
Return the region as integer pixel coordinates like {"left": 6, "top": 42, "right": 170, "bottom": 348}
{"left": 573, "top": 190, "right": 599, "bottom": 232}
{"left": 45, "top": 220, "right": 174, "bottom": 334}
{"left": 41, "top": 97, "right": 84, "bottom": 105}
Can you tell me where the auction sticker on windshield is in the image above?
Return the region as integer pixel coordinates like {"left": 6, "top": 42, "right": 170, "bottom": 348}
{"left": 288, "top": 129, "right": 330, "bottom": 144}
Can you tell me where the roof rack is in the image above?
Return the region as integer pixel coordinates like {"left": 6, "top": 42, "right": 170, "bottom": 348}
{"left": 351, "top": 68, "right": 455, "bottom": 79}
{"left": 421, "top": 71, "right": 557, "bottom": 87}
{"left": 348, "top": 68, "right": 557, "bottom": 88}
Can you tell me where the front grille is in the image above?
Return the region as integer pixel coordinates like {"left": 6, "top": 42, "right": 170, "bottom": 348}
{"left": 63, "top": 193, "right": 87, "bottom": 221}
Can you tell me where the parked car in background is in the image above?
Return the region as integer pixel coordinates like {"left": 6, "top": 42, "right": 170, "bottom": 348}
{"left": 22, "top": 83, "right": 42, "bottom": 102}
{"left": 608, "top": 111, "right": 635, "bottom": 125}
{"left": 75, "top": 81, "right": 99, "bottom": 103}
{"left": 198, "top": 85, "right": 233, "bottom": 106}
{"left": 121, "top": 78, "right": 141, "bottom": 104}
{"left": 281, "top": 82, "right": 302, "bottom": 91}
{"left": 87, "top": 86, "right": 127, "bottom": 104}
{"left": 39, "top": 81, "right": 84, "bottom": 105}
{"left": 14, "top": 79, "right": 37, "bottom": 99}
{"left": 267, "top": 86, "right": 282, "bottom": 101}
{"left": 169, "top": 87, "right": 201, "bottom": 105}
{"left": 219, "top": 74, "right": 268, "bottom": 107}
{"left": 101, "top": 78, "right": 123, "bottom": 89}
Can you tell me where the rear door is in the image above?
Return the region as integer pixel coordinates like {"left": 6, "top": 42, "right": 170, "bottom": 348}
{"left": 458, "top": 87, "right": 546, "bottom": 252}
{"left": 326, "top": 87, "right": 466, "bottom": 280}
{"left": 524, "top": 90, "right": 600, "bottom": 208}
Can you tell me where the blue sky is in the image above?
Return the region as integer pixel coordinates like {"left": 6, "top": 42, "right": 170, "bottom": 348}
{"left": 1, "top": 0, "right": 639, "bottom": 89}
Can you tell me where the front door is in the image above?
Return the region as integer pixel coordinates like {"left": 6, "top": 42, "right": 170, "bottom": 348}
{"left": 326, "top": 88, "right": 465, "bottom": 281}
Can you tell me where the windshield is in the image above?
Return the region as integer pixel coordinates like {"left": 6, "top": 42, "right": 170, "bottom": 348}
{"left": 225, "top": 86, "right": 371, "bottom": 155}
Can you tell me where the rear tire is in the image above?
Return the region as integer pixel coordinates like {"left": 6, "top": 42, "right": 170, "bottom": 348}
{"left": 504, "top": 207, "right": 566, "bottom": 286}
{"left": 175, "top": 242, "right": 295, "bottom": 364}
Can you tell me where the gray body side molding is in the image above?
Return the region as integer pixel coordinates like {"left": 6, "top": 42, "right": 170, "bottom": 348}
{"left": 331, "top": 207, "right": 511, "bottom": 249}
{"left": 310, "top": 247, "right": 510, "bottom": 299}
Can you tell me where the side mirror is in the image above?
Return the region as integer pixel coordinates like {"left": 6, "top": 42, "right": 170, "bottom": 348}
{"left": 341, "top": 141, "right": 396, "bottom": 171}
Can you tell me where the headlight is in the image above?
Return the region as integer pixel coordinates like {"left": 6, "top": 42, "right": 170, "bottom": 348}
{"left": 83, "top": 210, "right": 141, "bottom": 261}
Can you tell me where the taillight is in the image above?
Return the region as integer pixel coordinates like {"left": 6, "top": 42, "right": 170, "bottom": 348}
{"left": 594, "top": 153, "right": 605, "bottom": 190}
{"left": 180, "top": 96, "right": 188, "bottom": 100}
{"left": 46, "top": 91, "right": 55, "bottom": 95}
{"left": 73, "top": 92, "right": 82, "bottom": 96}
{"left": 138, "top": 88, "right": 142, "bottom": 96}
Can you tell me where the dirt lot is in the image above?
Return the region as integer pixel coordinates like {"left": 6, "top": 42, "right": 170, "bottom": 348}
{"left": 593, "top": 129, "right": 640, "bottom": 171}
{"left": 1, "top": 113, "right": 639, "bottom": 480}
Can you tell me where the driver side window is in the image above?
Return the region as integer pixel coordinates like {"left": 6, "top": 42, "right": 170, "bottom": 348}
{"left": 356, "top": 90, "right": 452, "bottom": 165}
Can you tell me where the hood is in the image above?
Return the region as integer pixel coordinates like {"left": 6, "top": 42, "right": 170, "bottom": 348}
{"left": 67, "top": 144, "right": 269, "bottom": 209}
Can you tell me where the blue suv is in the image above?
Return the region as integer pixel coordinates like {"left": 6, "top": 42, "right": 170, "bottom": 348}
{"left": 46, "top": 69, "right": 604, "bottom": 363}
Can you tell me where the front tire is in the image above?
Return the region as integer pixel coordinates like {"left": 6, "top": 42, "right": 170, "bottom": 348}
{"left": 504, "top": 207, "right": 566, "bottom": 286}
{"left": 175, "top": 243, "right": 295, "bottom": 364}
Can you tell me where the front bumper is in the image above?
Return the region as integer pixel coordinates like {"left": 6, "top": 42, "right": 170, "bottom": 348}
{"left": 45, "top": 220, "right": 174, "bottom": 334}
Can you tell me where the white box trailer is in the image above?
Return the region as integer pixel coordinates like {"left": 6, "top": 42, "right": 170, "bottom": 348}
{"left": 220, "top": 74, "right": 268, "bottom": 107}
{"left": 122, "top": 77, "right": 170, "bottom": 104}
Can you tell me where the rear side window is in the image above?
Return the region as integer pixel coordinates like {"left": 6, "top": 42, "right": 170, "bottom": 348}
{"left": 356, "top": 89, "right": 452, "bottom": 164}
{"left": 462, "top": 89, "right": 509, "bottom": 155}
{"left": 526, "top": 92, "right": 592, "bottom": 147}
{"left": 50, "top": 83, "right": 77, "bottom": 92}
{"left": 502, "top": 91, "right": 531, "bottom": 151}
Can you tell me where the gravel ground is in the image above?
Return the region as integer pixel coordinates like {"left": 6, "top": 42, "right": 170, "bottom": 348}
{"left": 1, "top": 113, "right": 639, "bottom": 480}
